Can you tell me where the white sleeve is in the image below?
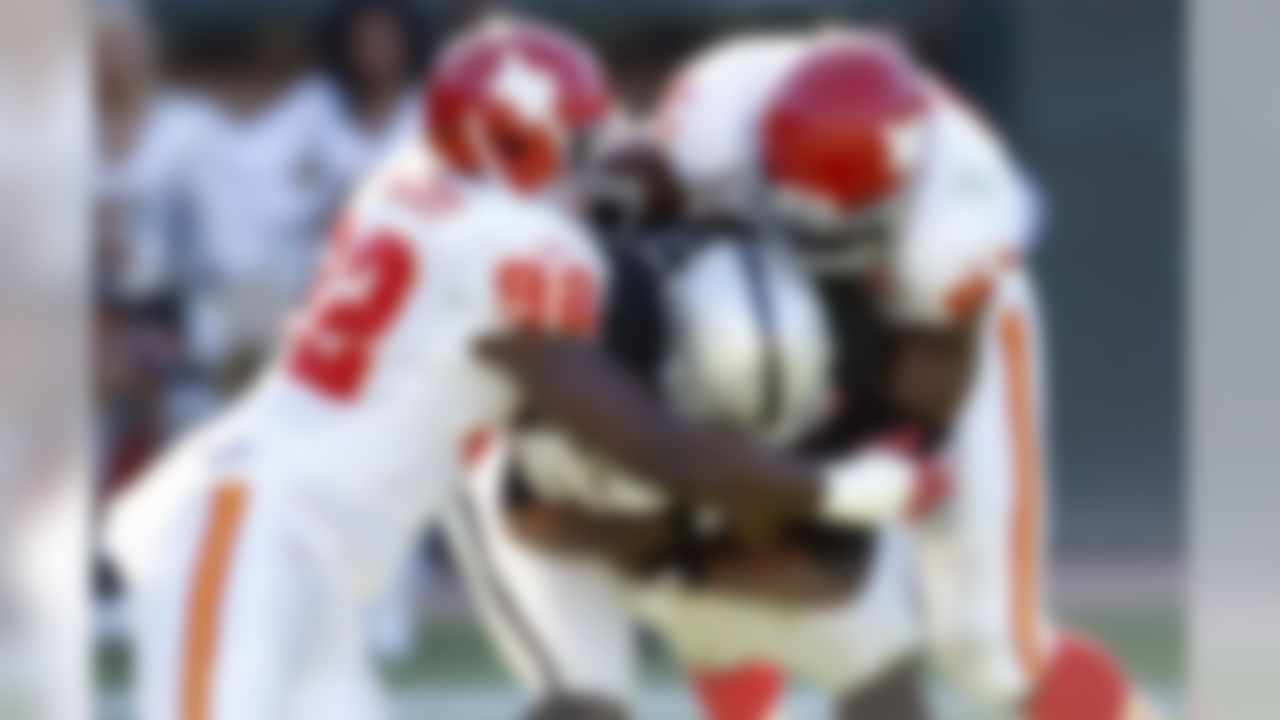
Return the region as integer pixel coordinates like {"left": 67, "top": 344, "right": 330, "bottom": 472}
{"left": 369, "top": 186, "right": 609, "bottom": 351}
{"left": 889, "top": 205, "right": 1023, "bottom": 326}
{"left": 653, "top": 36, "right": 806, "bottom": 217}
{"left": 889, "top": 91, "right": 1042, "bottom": 327}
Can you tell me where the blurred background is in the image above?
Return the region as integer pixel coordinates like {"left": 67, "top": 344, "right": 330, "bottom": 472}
{"left": 92, "top": 0, "right": 1183, "bottom": 716}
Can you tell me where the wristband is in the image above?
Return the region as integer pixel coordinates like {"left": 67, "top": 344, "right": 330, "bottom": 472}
{"left": 817, "top": 449, "right": 915, "bottom": 526}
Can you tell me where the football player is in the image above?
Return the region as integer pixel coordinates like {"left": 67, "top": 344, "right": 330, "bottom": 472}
{"left": 105, "top": 18, "right": 617, "bottom": 720}
{"left": 641, "top": 28, "right": 1162, "bottom": 720}
{"left": 452, "top": 225, "right": 936, "bottom": 720}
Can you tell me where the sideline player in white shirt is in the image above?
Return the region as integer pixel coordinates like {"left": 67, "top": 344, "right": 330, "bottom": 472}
{"left": 105, "top": 19, "right": 616, "bottom": 720}
{"left": 178, "top": 77, "right": 337, "bottom": 385}
{"left": 645, "top": 29, "right": 1163, "bottom": 720}
{"left": 305, "top": 0, "right": 432, "bottom": 210}
{"left": 95, "top": 1, "right": 216, "bottom": 310}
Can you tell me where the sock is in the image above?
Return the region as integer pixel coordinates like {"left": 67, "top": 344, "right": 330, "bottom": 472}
{"left": 691, "top": 662, "right": 785, "bottom": 720}
{"left": 1026, "top": 632, "right": 1153, "bottom": 720}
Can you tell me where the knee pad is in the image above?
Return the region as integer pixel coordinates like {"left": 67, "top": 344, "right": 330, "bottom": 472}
{"left": 1025, "top": 633, "right": 1131, "bottom": 720}
{"left": 524, "top": 694, "right": 629, "bottom": 720}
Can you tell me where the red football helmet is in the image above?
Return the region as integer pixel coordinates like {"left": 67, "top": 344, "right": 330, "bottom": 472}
{"left": 426, "top": 18, "right": 613, "bottom": 194}
{"left": 761, "top": 32, "right": 929, "bottom": 268}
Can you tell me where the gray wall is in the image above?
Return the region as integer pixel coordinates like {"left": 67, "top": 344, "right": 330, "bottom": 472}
{"left": 1018, "top": 0, "right": 1182, "bottom": 557}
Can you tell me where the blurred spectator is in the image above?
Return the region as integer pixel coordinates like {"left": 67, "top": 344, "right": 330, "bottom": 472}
{"left": 92, "top": 0, "right": 432, "bottom": 491}
{"left": 177, "top": 39, "right": 332, "bottom": 392}
{"left": 178, "top": 0, "right": 430, "bottom": 391}
{"left": 311, "top": 0, "right": 431, "bottom": 195}
{"left": 95, "top": 1, "right": 208, "bottom": 309}
{"left": 94, "top": 1, "right": 216, "bottom": 495}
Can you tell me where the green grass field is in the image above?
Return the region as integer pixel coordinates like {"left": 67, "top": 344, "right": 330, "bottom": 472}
{"left": 97, "top": 603, "right": 1183, "bottom": 719}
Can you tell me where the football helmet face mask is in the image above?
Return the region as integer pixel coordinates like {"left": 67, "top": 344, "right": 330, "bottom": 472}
{"left": 760, "top": 32, "right": 929, "bottom": 273}
{"left": 426, "top": 18, "right": 613, "bottom": 195}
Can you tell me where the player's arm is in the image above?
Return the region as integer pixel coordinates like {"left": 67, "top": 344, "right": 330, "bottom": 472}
{"left": 507, "top": 499, "right": 865, "bottom": 605}
{"left": 504, "top": 500, "right": 678, "bottom": 573}
{"left": 892, "top": 265, "right": 1047, "bottom": 504}
{"left": 888, "top": 319, "right": 981, "bottom": 427}
{"left": 796, "top": 267, "right": 1003, "bottom": 528}
{"left": 479, "top": 330, "right": 820, "bottom": 523}
{"left": 800, "top": 320, "right": 977, "bottom": 529}
{"left": 480, "top": 330, "right": 939, "bottom": 527}
{"left": 799, "top": 212, "right": 1032, "bottom": 526}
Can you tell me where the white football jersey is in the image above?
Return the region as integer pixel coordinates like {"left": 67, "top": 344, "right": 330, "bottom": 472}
{"left": 109, "top": 144, "right": 607, "bottom": 595}
{"left": 657, "top": 34, "right": 1040, "bottom": 327}
{"left": 654, "top": 34, "right": 808, "bottom": 218}
{"left": 886, "top": 82, "right": 1040, "bottom": 325}
{"left": 257, "top": 143, "right": 606, "bottom": 530}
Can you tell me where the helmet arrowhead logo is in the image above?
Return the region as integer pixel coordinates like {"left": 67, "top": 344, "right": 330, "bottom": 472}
{"left": 489, "top": 52, "right": 560, "bottom": 127}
